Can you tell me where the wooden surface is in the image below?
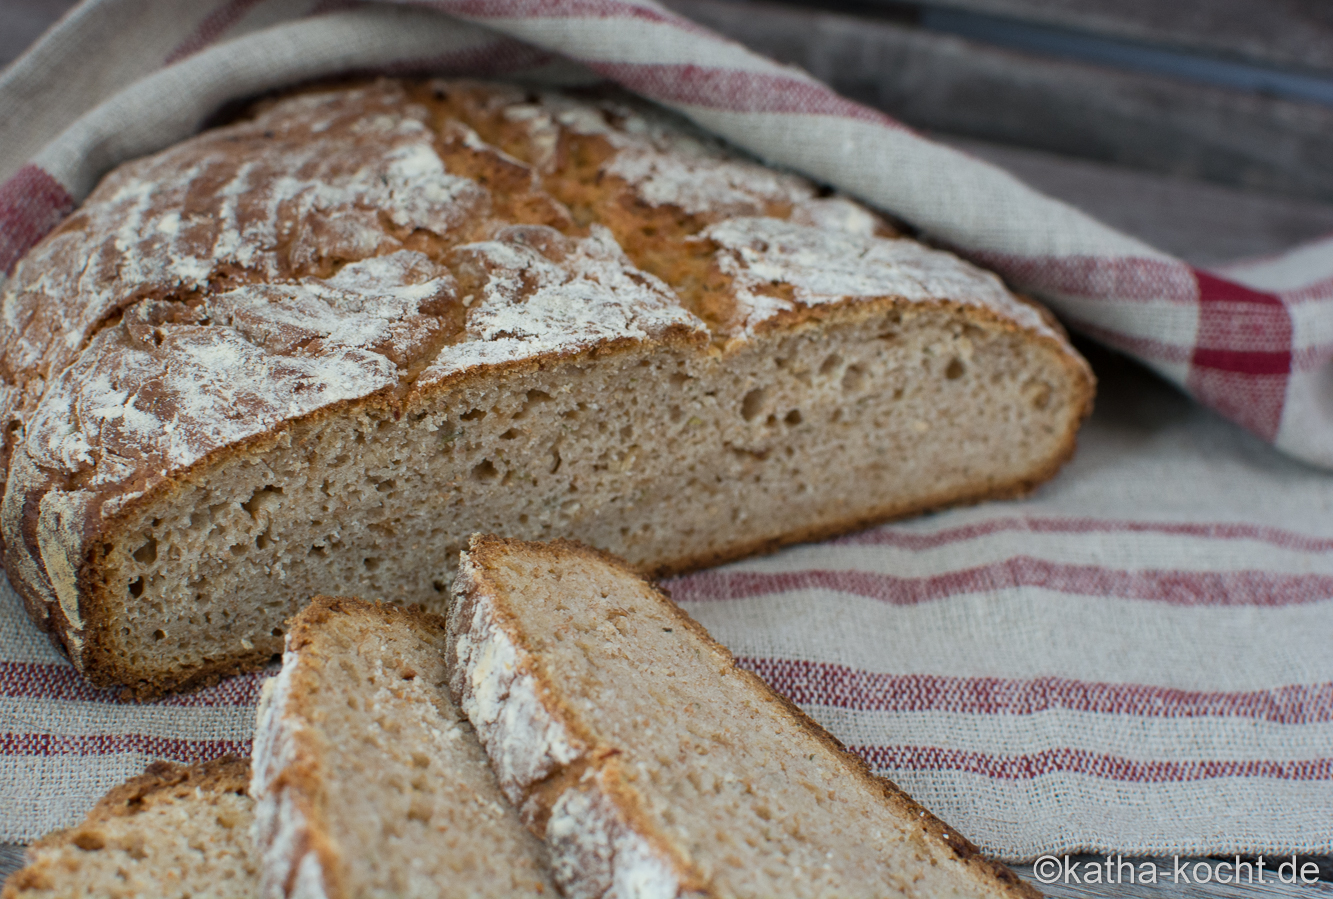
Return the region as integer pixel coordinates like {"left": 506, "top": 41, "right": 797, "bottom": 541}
{"left": 0, "top": 0, "right": 76, "bottom": 69}
{"left": 666, "top": 0, "right": 1333, "bottom": 203}
{"left": 887, "top": 0, "right": 1333, "bottom": 75}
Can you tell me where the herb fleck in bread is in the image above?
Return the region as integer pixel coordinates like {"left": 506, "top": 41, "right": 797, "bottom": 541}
{"left": 250, "top": 596, "right": 555, "bottom": 898}
{"left": 1, "top": 78, "right": 1093, "bottom": 697}
{"left": 449, "top": 535, "right": 1042, "bottom": 899}
{"left": 1, "top": 758, "right": 257, "bottom": 899}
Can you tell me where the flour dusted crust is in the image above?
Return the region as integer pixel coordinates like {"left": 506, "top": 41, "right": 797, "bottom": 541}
{"left": 0, "top": 78, "right": 1092, "bottom": 695}
{"left": 448, "top": 536, "right": 1042, "bottom": 899}
{"left": 448, "top": 548, "right": 700, "bottom": 899}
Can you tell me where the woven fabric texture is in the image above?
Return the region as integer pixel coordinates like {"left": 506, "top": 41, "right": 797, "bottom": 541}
{"left": 0, "top": 0, "right": 1331, "bottom": 859}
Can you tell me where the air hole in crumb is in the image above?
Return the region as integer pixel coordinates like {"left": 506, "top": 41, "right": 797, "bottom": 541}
{"left": 364, "top": 557, "right": 381, "bottom": 572}
{"left": 242, "top": 486, "right": 283, "bottom": 517}
{"left": 841, "top": 365, "right": 866, "bottom": 392}
{"left": 500, "top": 428, "right": 520, "bottom": 440}
{"left": 945, "top": 358, "right": 966, "bottom": 380}
{"left": 309, "top": 545, "right": 328, "bottom": 558}
{"left": 765, "top": 414, "right": 777, "bottom": 426}
{"left": 272, "top": 628, "right": 283, "bottom": 637}
{"left": 669, "top": 372, "right": 690, "bottom": 388}
{"left": 785, "top": 409, "right": 803, "bottom": 425}
{"left": 151, "top": 629, "right": 166, "bottom": 642}
{"left": 472, "top": 459, "right": 499, "bottom": 481}
{"left": 820, "top": 354, "right": 842, "bottom": 376}
{"left": 256, "top": 532, "right": 270, "bottom": 551}
{"left": 432, "top": 580, "right": 447, "bottom": 593}
{"left": 669, "top": 405, "right": 683, "bottom": 423}
{"left": 400, "top": 668, "right": 417, "bottom": 680}
{"left": 376, "top": 480, "right": 396, "bottom": 494}
{"left": 741, "top": 387, "right": 768, "bottom": 421}
{"left": 519, "top": 514, "right": 530, "bottom": 525}
{"left": 72, "top": 831, "right": 105, "bottom": 852}
{"left": 620, "top": 424, "right": 633, "bottom": 439}
{"left": 128, "top": 577, "right": 144, "bottom": 598}
{"left": 461, "top": 408, "right": 486, "bottom": 421}
{"left": 132, "top": 538, "right": 157, "bottom": 565}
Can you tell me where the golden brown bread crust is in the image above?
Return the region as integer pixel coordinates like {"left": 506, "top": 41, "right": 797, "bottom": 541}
{"left": 3, "top": 758, "right": 252, "bottom": 899}
{"left": 1, "top": 78, "right": 1093, "bottom": 698}
{"left": 453, "top": 535, "right": 1043, "bottom": 899}
{"left": 48, "top": 756, "right": 250, "bottom": 837}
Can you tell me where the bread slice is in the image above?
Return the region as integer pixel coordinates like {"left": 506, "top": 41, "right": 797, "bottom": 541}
{"left": 250, "top": 596, "right": 555, "bottom": 898}
{"left": 449, "top": 535, "right": 1041, "bottom": 899}
{"left": 1, "top": 78, "right": 1093, "bottom": 697}
{"left": 2, "top": 758, "right": 257, "bottom": 899}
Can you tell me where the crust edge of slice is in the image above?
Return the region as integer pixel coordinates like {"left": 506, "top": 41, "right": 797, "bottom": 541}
{"left": 448, "top": 534, "right": 1044, "bottom": 899}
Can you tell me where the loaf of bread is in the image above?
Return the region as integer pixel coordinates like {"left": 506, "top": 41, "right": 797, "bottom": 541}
{"left": 0, "top": 78, "right": 1093, "bottom": 697}
{"left": 250, "top": 596, "right": 556, "bottom": 898}
{"left": 1, "top": 758, "right": 257, "bottom": 899}
{"left": 449, "top": 535, "right": 1040, "bottom": 899}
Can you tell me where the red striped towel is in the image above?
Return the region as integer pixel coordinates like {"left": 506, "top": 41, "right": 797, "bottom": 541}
{"left": 1, "top": 0, "right": 1331, "bottom": 858}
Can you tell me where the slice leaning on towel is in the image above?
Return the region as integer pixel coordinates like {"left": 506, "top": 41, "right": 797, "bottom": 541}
{"left": 7, "top": 561, "right": 1038, "bottom": 899}
{"left": 450, "top": 535, "right": 1040, "bottom": 899}
{"left": 0, "top": 78, "right": 1094, "bottom": 696}
{"left": 250, "top": 596, "right": 556, "bottom": 898}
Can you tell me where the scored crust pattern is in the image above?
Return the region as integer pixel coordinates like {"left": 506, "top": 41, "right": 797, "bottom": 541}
{"left": 0, "top": 78, "right": 1090, "bottom": 683}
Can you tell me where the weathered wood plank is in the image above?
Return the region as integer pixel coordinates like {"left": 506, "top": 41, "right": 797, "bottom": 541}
{"left": 664, "top": 0, "right": 1333, "bottom": 202}
{"left": 0, "top": 0, "right": 78, "bottom": 70}
{"left": 894, "top": 0, "right": 1333, "bottom": 76}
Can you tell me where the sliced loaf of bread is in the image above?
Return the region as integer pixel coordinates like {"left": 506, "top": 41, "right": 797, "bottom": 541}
{"left": 2, "top": 758, "right": 257, "bottom": 899}
{"left": 449, "top": 535, "right": 1040, "bottom": 899}
{"left": 1, "top": 78, "right": 1092, "bottom": 698}
{"left": 250, "top": 596, "right": 555, "bottom": 898}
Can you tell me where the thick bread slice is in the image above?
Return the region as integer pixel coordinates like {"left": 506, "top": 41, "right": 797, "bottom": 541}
{"left": 250, "top": 596, "right": 555, "bottom": 899}
{"left": 449, "top": 536, "right": 1041, "bottom": 899}
{"left": 2, "top": 758, "right": 257, "bottom": 899}
{"left": 1, "top": 78, "right": 1092, "bottom": 697}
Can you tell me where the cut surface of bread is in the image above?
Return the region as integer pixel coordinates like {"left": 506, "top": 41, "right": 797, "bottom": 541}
{"left": 449, "top": 535, "right": 1042, "bottom": 899}
{"left": 250, "top": 596, "right": 555, "bottom": 899}
{"left": 2, "top": 758, "right": 257, "bottom": 899}
{"left": 1, "top": 78, "right": 1093, "bottom": 697}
